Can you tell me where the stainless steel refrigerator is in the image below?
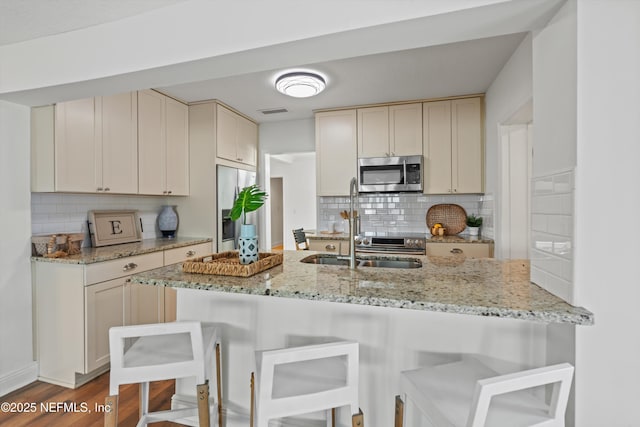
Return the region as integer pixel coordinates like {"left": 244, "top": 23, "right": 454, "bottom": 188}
{"left": 217, "top": 165, "right": 257, "bottom": 252}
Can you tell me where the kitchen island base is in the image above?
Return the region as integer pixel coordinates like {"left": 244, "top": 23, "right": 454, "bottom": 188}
{"left": 173, "top": 287, "right": 550, "bottom": 427}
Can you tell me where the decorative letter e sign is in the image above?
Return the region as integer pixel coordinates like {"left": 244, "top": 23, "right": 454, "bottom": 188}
{"left": 88, "top": 210, "right": 142, "bottom": 247}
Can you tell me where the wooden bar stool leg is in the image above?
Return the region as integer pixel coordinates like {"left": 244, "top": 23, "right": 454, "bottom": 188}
{"left": 216, "top": 342, "right": 223, "bottom": 427}
{"left": 351, "top": 408, "right": 364, "bottom": 427}
{"left": 250, "top": 372, "right": 255, "bottom": 427}
{"left": 197, "top": 381, "right": 210, "bottom": 427}
{"left": 104, "top": 395, "right": 118, "bottom": 427}
{"left": 394, "top": 395, "right": 404, "bottom": 427}
{"left": 331, "top": 408, "right": 336, "bottom": 427}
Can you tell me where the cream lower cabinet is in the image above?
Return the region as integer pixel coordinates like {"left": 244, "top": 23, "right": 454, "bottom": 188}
{"left": 315, "top": 110, "right": 358, "bottom": 196}
{"left": 426, "top": 242, "right": 494, "bottom": 258}
{"left": 162, "top": 242, "right": 213, "bottom": 322}
{"left": 126, "top": 242, "right": 213, "bottom": 326}
{"left": 33, "top": 251, "right": 163, "bottom": 388}
{"left": 309, "top": 239, "right": 349, "bottom": 255}
{"left": 85, "top": 277, "right": 127, "bottom": 373}
{"left": 33, "top": 241, "right": 212, "bottom": 388}
{"left": 423, "top": 97, "right": 483, "bottom": 194}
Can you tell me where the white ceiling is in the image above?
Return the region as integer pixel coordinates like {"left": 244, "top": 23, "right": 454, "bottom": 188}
{"left": 0, "top": 0, "right": 188, "bottom": 46}
{"left": 0, "top": 0, "right": 559, "bottom": 124}
{"left": 158, "top": 33, "right": 526, "bottom": 122}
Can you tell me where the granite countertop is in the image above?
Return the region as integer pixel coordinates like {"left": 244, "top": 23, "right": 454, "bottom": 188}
{"left": 30, "top": 237, "right": 213, "bottom": 265}
{"left": 306, "top": 231, "right": 493, "bottom": 244}
{"left": 130, "top": 250, "right": 593, "bottom": 325}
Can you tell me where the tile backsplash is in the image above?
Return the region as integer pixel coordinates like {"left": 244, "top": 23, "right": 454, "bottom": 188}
{"left": 31, "top": 193, "right": 172, "bottom": 247}
{"left": 529, "top": 169, "right": 575, "bottom": 303}
{"left": 318, "top": 193, "right": 486, "bottom": 235}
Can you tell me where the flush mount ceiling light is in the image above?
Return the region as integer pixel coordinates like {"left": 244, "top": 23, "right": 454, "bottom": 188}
{"left": 275, "top": 72, "right": 326, "bottom": 98}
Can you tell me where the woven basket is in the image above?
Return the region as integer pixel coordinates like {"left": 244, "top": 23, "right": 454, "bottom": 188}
{"left": 182, "top": 251, "right": 283, "bottom": 277}
{"left": 426, "top": 204, "right": 467, "bottom": 235}
{"left": 31, "top": 233, "right": 85, "bottom": 256}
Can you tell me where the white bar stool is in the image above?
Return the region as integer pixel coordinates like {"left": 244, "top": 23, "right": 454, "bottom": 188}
{"left": 250, "top": 340, "right": 364, "bottom": 427}
{"left": 395, "top": 356, "right": 574, "bottom": 427}
{"left": 104, "top": 321, "right": 222, "bottom": 427}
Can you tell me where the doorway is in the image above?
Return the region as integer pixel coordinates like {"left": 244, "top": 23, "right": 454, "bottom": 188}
{"left": 270, "top": 177, "right": 283, "bottom": 250}
{"left": 499, "top": 97, "right": 532, "bottom": 260}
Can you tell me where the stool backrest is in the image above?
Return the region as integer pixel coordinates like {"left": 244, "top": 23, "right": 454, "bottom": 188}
{"left": 292, "top": 228, "right": 308, "bottom": 250}
{"left": 467, "top": 362, "right": 574, "bottom": 427}
{"left": 257, "top": 340, "right": 359, "bottom": 419}
{"left": 108, "top": 321, "right": 206, "bottom": 395}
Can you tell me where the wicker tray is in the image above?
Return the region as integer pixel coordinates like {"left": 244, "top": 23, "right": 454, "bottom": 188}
{"left": 182, "top": 251, "right": 283, "bottom": 277}
{"left": 426, "top": 204, "right": 467, "bottom": 235}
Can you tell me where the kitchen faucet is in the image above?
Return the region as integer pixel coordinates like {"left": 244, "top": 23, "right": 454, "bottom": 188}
{"left": 349, "top": 177, "right": 358, "bottom": 269}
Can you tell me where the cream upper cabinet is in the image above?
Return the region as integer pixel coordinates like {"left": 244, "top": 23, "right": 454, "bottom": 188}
{"left": 357, "top": 106, "right": 389, "bottom": 157}
{"left": 423, "top": 97, "right": 483, "bottom": 194}
{"left": 357, "top": 103, "right": 422, "bottom": 158}
{"left": 54, "top": 93, "right": 138, "bottom": 194}
{"left": 216, "top": 104, "right": 258, "bottom": 167}
{"left": 315, "top": 109, "right": 358, "bottom": 196}
{"left": 390, "top": 103, "right": 423, "bottom": 156}
{"left": 138, "top": 90, "right": 189, "bottom": 196}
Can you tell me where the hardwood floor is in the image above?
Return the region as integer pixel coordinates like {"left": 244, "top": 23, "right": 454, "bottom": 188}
{"left": 0, "top": 373, "right": 180, "bottom": 427}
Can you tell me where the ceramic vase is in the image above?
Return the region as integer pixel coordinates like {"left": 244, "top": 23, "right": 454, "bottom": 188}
{"left": 238, "top": 224, "right": 259, "bottom": 264}
{"left": 468, "top": 226, "right": 480, "bottom": 236}
{"left": 158, "top": 205, "right": 179, "bottom": 238}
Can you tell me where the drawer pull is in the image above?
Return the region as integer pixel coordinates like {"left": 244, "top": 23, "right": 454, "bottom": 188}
{"left": 325, "top": 244, "right": 336, "bottom": 251}
{"left": 186, "top": 250, "right": 196, "bottom": 256}
{"left": 450, "top": 248, "right": 463, "bottom": 254}
{"left": 123, "top": 262, "right": 138, "bottom": 271}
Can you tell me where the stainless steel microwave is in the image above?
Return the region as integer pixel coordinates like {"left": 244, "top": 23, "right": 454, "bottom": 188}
{"left": 358, "top": 155, "right": 423, "bottom": 193}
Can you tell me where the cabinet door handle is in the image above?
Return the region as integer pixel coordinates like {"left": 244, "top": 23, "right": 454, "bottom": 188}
{"left": 326, "top": 244, "right": 336, "bottom": 251}
{"left": 167, "top": 190, "right": 172, "bottom": 195}
{"left": 123, "top": 262, "right": 138, "bottom": 271}
{"left": 450, "top": 248, "right": 463, "bottom": 254}
{"left": 186, "top": 250, "right": 196, "bottom": 256}
{"left": 96, "top": 187, "right": 103, "bottom": 192}
{"left": 104, "top": 187, "right": 110, "bottom": 192}
{"left": 237, "top": 158, "right": 243, "bottom": 162}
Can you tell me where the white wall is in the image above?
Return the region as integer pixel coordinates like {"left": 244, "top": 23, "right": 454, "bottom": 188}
{"left": 270, "top": 153, "right": 317, "bottom": 250}
{"left": 530, "top": 1, "right": 577, "bottom": 303}
{"left": 532, "top": 1, "right": 578, "bottom": 178}
{"left": 484, "top": 33, "right": 533, "bottom": 255}
{"left": 573, "top": 1, "right": 640, "bottom": 425}
{"left": 259, "top": 118, "right": 315, "bottom": 154}
{"left": 0, "top": 101, "right": 37, "bottom": 395}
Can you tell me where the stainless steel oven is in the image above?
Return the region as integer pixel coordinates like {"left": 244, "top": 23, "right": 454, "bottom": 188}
{"left": 358, "top": 155, "right": 423, "bottom": 193}
{"left": 355, "top": 233, "right": 426, "bottom": 255}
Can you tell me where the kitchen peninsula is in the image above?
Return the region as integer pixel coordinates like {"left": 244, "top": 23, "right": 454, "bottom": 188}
{"left": 130, "top": 250, "right": 592, "bottom": 427}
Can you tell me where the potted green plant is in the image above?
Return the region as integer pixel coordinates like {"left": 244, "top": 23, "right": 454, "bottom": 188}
{"left": 230, "top": 184, "right": 268, "bottom": 264}
{"left": 466, "top": 213, "right": 483, "bottom": 236}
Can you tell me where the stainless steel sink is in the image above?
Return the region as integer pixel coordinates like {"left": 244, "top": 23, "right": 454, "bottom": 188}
{"left": 299, "top": 255, "right": 351, "bottom": 266}
{"left": 300, "top": 254, "right": 422, "bottom": 269}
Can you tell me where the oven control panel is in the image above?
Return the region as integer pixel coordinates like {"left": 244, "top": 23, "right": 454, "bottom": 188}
{"left": 354, "top": 235, "right": 426, "bottom": 254}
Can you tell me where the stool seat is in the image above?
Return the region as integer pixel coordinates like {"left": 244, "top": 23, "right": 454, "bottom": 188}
{"left": 396, "top": 356, "right": 573, "bottom": 427}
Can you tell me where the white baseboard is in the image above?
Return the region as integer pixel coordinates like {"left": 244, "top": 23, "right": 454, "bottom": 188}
{"left": 0, "top": 361, "right": 38, "bottom": 398}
